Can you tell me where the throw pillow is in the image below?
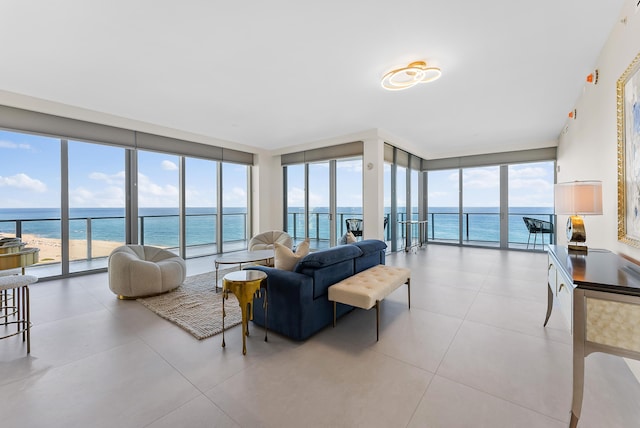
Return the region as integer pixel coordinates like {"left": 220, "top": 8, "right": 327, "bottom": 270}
{"left": 274, "top": 238, "right": 310, "bottom": 271}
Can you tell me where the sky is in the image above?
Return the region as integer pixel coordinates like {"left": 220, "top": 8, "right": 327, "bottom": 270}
{"left": 425, "top": 163, "right": 555, "bottom": 208}
{"left": 0, "top": 130, "right": 248, "bottom": 209}
{"left": 1, "top": 129, "right": 554, "bottom": 211}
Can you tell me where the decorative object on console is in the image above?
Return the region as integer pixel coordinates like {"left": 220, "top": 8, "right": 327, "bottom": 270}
{"left": 554, "top": 181, "right": 603, "bottom": 253}
{"left": 617, "top": 51, "right": 640, "bottom": 247}
{"left": 381, "top": 60, "right": 441, "bottom": 91}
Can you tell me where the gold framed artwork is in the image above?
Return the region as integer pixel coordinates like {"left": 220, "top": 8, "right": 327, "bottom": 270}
{"left": 618, "top": 51, "right": 640, "bottom": 247}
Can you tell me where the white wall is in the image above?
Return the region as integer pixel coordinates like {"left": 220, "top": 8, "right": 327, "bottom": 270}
{"left": 252, "top": 152, "right": 283, "bottom": 233}
{"left": 556, "top": 0, "right": 640, "bottom": 380}
{"left": 557, "top": 0, "right": 640, "bottom": 258}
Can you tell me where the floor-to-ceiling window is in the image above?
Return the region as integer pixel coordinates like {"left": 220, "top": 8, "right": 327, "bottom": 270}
{"left": 185, "top": 157, "right": 217, "bottom": 258}
{"left": 508, "top": 161, "right": 555, "bottom": 249}
{"left": 282, "top": 143, "right": 363, "bottom": 250}
{"left": 0, "top": 106, "right": 255, "bottom": 279}
{"left": 285, "top": 164, "right": 306, "bottom": 245}
{"left": 0, "top": 130, "right": 62, "bottom": 276}
{"left": 68, "top": 140, "right": 126, "bottom": 272}
{"left": 410, "top": 168, "right": 419, "bottom": 244}
{"left": 383, "top": 162, "right": 392, "bottom": 247}
{"left": 383, "top": 146, "right": 425, "bottom": 252}
{"left": 222, "top": 162, "right": 249, "bottom": 252}
{"left": 308, "top": 162, "right": 330, "bottom": 249}
{"left": 424, "top": 151, "right": 556, "bottom": 250}
{"left": 427, "top": 169, "right": 461, "bottom": 243}
{"left": 395, "top": 163, "right": 407, "bottom": 250}
{"left": 137, "top": 150, "right": 180, "bottom": 253}
{"left": 336, "top": 158, "right": 363, "bottom": 242}
{"left": 462, "top": 166, "right": 500, "bottom": 246}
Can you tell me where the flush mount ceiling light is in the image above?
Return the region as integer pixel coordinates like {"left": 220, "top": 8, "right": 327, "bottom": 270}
{"left": 381, "top": 60, "right": 442, "bottom": 91}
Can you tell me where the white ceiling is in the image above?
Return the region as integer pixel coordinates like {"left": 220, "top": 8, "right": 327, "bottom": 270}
{"left": 0, "top": 1, "right": 626, "bottom": 159}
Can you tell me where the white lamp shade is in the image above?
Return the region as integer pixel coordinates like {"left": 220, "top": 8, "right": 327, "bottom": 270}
{"left": 554, "top": 181, "right": 603, "bottom": 215}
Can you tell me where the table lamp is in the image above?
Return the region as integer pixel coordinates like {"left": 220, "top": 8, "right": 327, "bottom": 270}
{"left": 554, "top": 181, "right": 603, "bottom": 253}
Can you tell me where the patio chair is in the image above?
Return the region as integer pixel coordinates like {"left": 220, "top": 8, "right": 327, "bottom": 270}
{"left": 523, "top": 217, "right": 553, "bottom": 249}
{"left": 345, "top": 218, "right": 363, "bottom": 239}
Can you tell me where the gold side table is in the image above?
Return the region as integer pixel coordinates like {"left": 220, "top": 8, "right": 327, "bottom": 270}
{"left": 221, "top": 270, "right": 267, "bottom": 355}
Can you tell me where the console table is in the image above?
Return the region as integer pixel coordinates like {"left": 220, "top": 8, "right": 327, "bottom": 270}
{"left": 546, "top": 245, "right": 640, "bottom": 427}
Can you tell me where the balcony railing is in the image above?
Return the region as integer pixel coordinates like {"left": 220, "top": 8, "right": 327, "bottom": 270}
{"left": 427, "top": 212, "right": 555, "bottom": 244}
{"left": 286, "top": 211, "right": 555, "bottom": 246}
{"left": 0, "top": 212, "right": 248, "bottom": 265}
{"left": 0, "top": 210, "right": 554, "bottom": 271}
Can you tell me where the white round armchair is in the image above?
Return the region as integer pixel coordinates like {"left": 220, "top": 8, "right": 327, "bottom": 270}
{"left": 108, "top": 245, "right": 186, "bottom": 299}
{"left": 248, "top": 230, "right": 293, "bottom": 251}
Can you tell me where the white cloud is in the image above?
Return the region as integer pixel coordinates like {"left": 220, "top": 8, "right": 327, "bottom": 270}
{"left": 89, "top": 170, "right": 125, "bottom": 185}
{"left": 509, "top": 166, "right": 548, "bottom": 179}
{"left": 287, "top": 187, "right": 305, "bottom": 206}
{"left": 0, "top": 173, "right": 47, "bottom": 192}
{"left": 509, "top": 177, "right": 553, "bottom": 191}
{"left": 0, "top": 140, "right": 31, "bottom": 150}
{"left": 223, "top": 186, "right": 247, "bottom": 207}
{"left": 463, "top": 168, "right": 499, "bottom": 189}
{"left": 137, "top": 173, "right": 179, "bottom": 207}
{"left": 69, "top": 185, "right": 125, "bottom": 208}
{"left": 428, "top": 191, "right": 448, "bottom": 199}
{"left": 161, "top": 160, "right": 178, "bottom": 171}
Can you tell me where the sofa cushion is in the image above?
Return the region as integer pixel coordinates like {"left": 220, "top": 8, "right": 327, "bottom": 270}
{"left": 351, "top": 239, "right": 387, "bottom": 255}
{"left": 274, "top": 239, "right": 310, "bottom": 271}
{"left": 294, "top": 245, "right": 363, "bottom": 271}
{"left": 351, "top": 239, "right": 387, "bottom": 272}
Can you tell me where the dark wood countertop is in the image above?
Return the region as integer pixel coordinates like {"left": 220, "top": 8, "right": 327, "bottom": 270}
{"left": 547, "top": 245, "right": 640, "bottom": 297}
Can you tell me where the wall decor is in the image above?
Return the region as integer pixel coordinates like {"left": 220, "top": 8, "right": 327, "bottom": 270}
{"left": 618, "top": 51, "right": 640, "bottom": 247}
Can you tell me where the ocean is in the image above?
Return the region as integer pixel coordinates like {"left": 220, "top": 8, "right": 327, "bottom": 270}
{"left": 0, "top": 206, "right": 554, "bottom": 247}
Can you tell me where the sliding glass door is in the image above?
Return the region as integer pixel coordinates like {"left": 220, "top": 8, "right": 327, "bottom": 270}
{"left": 222, "top": 163, "right": 249, "bottom": 252}
{"left": 0, "top": 130, "right": 62, "bottom": 276}
{"left": 68, "top": 140, "right": 126, "bottom": 272}
{"left": 185, "top": 157, "right": 217, "bottom": 258}
{"left": 508, "top": 162, "right": 555, "bottom": 249}
{"left": 462, "top": 166, "right": 500, "bottom": 246}
{"left": 426, "top": 161, "right": 555, "bottom": 249}
{"left": 308, "top": 162, "right": 330, "bottom": 249}
{"left": 336, "top": 158, "right": 363, "bottom": 243}
{"left": 137, "top": 151, "right": 180, "bottom": 253}
{"left": 284, "top": 157, "right": 363, "bottom": 250}
{"left": 285, "top": 164, "right": 305, "bottom": 245}
{"left": 427, "top": 169, "right": 460, "bottom": 243}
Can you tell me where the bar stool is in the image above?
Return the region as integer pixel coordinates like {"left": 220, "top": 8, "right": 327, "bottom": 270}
{"left": 0, "top": 274, "right": 37, "bottom": 353}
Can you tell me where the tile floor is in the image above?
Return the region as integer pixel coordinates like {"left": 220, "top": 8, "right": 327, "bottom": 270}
{"left": 1, "top": 245, "right": 640, "bottom": 427}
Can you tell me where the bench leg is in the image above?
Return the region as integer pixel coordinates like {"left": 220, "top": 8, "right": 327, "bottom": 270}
{"left": 376, "top": 300, "right": 380, "bottom": 341}
{"left": 333, "top": 301, "right": 336, "bottom": 328}
{"left": 407, "top": 278, "right": 411, "bottom": 310}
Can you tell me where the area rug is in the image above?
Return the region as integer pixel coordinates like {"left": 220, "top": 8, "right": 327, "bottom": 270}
{"left": 137, "top": 269, "right": 242, "bottom": 340}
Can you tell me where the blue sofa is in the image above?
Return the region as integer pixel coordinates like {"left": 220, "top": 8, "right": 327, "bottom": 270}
{"left": 245, "top": 239, "right": 387, "bottom": 341}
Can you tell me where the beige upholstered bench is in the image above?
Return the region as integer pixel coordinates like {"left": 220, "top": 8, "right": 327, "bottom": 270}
{"left": 328, "top": 264, "right": 410, "bottom": 340}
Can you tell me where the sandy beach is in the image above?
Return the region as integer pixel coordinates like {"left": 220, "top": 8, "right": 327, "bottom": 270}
{"left": 3, "top": 233, "right": 124, "bottom": 263}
